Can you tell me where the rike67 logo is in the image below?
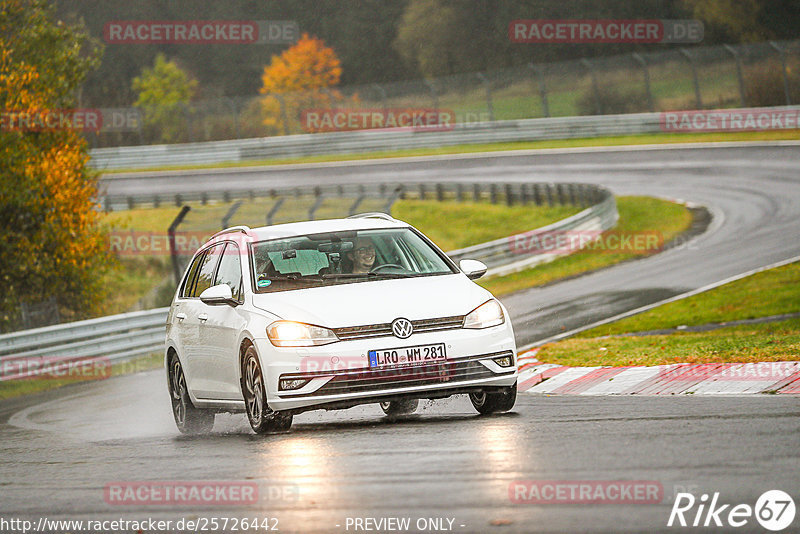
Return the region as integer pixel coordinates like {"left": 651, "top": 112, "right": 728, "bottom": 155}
{"left": 668, "top": 490, "right": 796, "bottom": 531}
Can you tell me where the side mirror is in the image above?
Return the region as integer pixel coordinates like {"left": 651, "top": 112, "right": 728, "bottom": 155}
{"left": 199, "top": 284, "right": 237, "bottom": 306}
{"left": 459, "top": 259, "right": 487, "bottom": 280}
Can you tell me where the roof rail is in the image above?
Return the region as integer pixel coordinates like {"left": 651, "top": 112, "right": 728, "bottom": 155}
{"left": 210, "top": 225, "right": 252, "bottom": 240}
{"left": 347, "top": 212, "right": 397, "bottom": 222}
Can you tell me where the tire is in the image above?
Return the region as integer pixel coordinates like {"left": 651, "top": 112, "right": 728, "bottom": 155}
{"left": 380, "top": 398, "right": 420, "bottom": 416}
{"left": 169, "top": 355, "right": 215, "bottom": 434}
{"left": 241, "top": 345, "right": 293, "bottom": 433}
{"left": 469, "top": 382, "right": 517, "bottom": 415}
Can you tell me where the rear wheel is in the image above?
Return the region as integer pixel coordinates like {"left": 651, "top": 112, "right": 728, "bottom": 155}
{"left": 380, "top": 398, "right": 419, "bottom": 416}
{"left": 242, "top": 345, "right": 293, "bottom": 433}
{"left": 169, "top": 355, "right": 215, "bottom": 434}
{"left": 469, "top": 382, "right": 517, "bottom": 415}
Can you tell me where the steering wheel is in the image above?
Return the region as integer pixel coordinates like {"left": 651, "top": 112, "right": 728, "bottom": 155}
{"left": 370, "top": 263, "right": 405, "bottom": 273}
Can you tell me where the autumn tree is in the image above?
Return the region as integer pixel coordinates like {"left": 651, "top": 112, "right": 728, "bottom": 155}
{"left": 259, "top": 33, "right": 348, "bottom": 134}
{"left": 133, "top": 54, "right": 198, "bottom": 144}
{"left": 0, "top": 0, "right": 108, "bottom": 331}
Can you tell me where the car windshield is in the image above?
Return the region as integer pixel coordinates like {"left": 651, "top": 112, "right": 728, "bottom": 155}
{"left": 250, "top": 227, "right": 457, "bottom": 292}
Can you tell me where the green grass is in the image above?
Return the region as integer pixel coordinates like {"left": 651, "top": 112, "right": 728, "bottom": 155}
{"left": 392, "top": 199, "right": 579, "bottom": 252}
{"left": 577, "top": 261, "right": 800, "bottom": 338}
{"left": 537, "top": 318, "right": 800, "bottom": 367}
{"left": 100, "top": 198, "right": 584, "bottom": 315}
{"left": 536, "top": 261, "right": 800, "bottom": 367}
{"left": 100, "top": 130, "right": 800, "bottom": 174}
{"left": 0, "top": 353, "right": 163, "bottom": 400}
{"left": 98, "top": 257, "right": 173, "bottom": 315}
{"left": 479, "top": 196, "right": 692, "bottom": 296}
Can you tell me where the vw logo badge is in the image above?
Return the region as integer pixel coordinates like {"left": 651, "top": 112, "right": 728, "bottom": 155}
{"left": 391, "top": 318, "right": 413, "bottom": 339}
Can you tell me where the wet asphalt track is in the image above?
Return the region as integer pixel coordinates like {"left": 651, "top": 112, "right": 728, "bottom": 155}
{"left": 2, "top": 142, "right": 800, "bottom": 533}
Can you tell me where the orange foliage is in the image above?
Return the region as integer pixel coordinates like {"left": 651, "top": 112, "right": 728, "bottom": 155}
{"left": 259, "top": 34, "right": 357, "bottom": 133}
{"left": 0, "top": 25, "right": 108, "bottom": 328}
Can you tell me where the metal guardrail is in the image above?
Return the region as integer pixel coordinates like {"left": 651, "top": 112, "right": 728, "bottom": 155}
{"left": 0, "top": 182, "right": 616, "bottom": 379}
{"left": 89, "top": 106, "right": 800, "bottom": 171}
{"left": 450, "top": 191, "right": 617, "bottom": 277}
{"left": 0, "top": 308, "right": 168, "bottom": 381}
{"left": 90, "top": 112, "right": 658, "bottom": 170}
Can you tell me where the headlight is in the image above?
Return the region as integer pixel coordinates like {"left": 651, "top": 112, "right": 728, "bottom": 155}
{"left": 463, "top": 300, "right": 505, "bottom": 329}
{"left": 267, "top": 321, "right": 339, "bottom": 347}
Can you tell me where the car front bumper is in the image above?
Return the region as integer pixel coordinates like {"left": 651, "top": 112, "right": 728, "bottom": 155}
{"left": 255, "top": 324, "right": 517, "bottom": 412}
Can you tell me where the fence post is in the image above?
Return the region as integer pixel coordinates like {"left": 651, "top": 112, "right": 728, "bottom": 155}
{"left": 266, "top": 197, "right": 285, "bottom": 225}
{"left": 373, "top": 83, "right": 388, "bottom": 113}
{"left": 424, "top": 80, "right": 439, "bottom": 111}
{"left": 770, "top": 41, "right": 792, "bottom": 105}
{"left": 476, "top": 72, "right": 495, "bottom": 122}
{"left": 632, "top": 53, "right": 655, "bottom": 112}
{"left": 383, "top": 186, "right": 403, "bottom": 214}
{"left": 168, "top": 205, "right": 192, "bottom": 286}
{"left": 723, "top": 45, "right": 747, "bottom": 107}
{"left": 308, "top": 187, "right": 324, "bottom": 220}
{"left": 221, "top": 200, "right": 243, "bottom": 229}
{"left": 349, "top": 185, "right": 366, "bottom": 216}
{"left": 580, "top": 58, "right": 602, "bottom": 115}
{"left": 680, "top": 48, "right": 703, "bottom": 109}
{"left": 224, "top": 97, "right": 240, "bottom": 139}
{"left": 269, "top": 93, "right": 290, "bottom": 135}
{"left": 528, "top": 63, "right": 550, "bottom": 117}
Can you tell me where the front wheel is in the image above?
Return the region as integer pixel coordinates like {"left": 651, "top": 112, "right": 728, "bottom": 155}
{"left": 169, "top": 355, "right": 215, "bottom": 434}
{"left": 242, "top": 345, "right": 293, "bottom": 433}
{"left": 469, "top": 382, "right": 517, "bottom": 415}
{"left": 380, "top": 398, "right": 419, "bottom": 416}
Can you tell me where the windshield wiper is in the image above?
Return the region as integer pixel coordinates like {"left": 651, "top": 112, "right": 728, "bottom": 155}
{"left": 321, "top": 272, "right": 413, "bottom": 279}
{"left": 264, "top": 274, "right": 324, "bottom": 282}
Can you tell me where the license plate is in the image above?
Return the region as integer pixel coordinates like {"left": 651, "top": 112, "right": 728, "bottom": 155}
{"left": 368, "top": 343, "right": 447, "bottom": 368}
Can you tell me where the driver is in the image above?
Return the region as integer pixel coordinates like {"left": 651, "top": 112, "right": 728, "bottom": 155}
{"left": 346, "top": 237, "right": 376, "bottom": 273}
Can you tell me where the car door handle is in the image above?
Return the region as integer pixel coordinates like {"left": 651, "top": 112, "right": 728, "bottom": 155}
{"left": 175, "top": 312, "right": 187, "bottom": 321}
{"left": 198, "top": 313, "right": 208, "bottom": 322}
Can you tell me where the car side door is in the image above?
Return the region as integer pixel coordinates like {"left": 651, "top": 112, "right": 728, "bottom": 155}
{"left": 169, "top": 248, "right": 205, "bottom": 388}
{"left": 197, "top": 241, "right": 248, "bottom": 400}
{"left": 180, "top": 243, "right": 224, "bottom": 398}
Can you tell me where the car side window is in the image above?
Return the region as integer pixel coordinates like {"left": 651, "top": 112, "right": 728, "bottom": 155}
{"left": 214, "top": 242, "right": 243, "bottom": 302}
{"left": 180, "top": 251, "right": 206, "bottom": 298}
{"left": 191, "top": 244, "right": 223, "bottom": 297}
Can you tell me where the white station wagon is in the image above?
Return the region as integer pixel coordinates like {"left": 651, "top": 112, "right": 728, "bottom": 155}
{"left": 165, "top": 213, "right": 518, "bottom": 434}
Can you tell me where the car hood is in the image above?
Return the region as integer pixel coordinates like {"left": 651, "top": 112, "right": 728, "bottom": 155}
{"left": 251, "top": 273, "right": 492, "bottom": 327}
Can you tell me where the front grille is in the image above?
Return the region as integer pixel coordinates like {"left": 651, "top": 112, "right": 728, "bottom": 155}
{"left": 279, "top": 351, "right": 514, "bottom": 397}
{"left": 333, "top": 315, "right": 465, "bottom": 341}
